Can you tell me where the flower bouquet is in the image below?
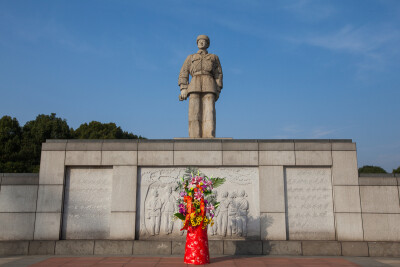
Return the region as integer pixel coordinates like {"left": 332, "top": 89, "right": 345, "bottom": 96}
{"left": 174, "top": 168, "right": 225, "bottom": 265}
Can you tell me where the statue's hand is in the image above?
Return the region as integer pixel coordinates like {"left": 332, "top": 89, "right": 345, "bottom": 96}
{"left": 180, "top": 89, "right": 188, "bottom": 101}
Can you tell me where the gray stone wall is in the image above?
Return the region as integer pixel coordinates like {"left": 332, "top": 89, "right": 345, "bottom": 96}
{"left": 0, "top": 173, "right": 39, "bottom": 240}
{"left": 1, "top": 139, "right": 400, "bottom": 246}
{"left": 359, "top": 173, "right": 400, "bottom": 241}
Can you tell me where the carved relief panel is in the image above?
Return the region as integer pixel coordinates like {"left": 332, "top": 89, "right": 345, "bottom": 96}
{"left": 136, "top": 167, "right": 260, "bottom": 240}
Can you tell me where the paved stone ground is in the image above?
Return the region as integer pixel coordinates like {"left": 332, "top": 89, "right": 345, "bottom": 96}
{"left": 1, "top": 256, "right": 400, "bottom": 267}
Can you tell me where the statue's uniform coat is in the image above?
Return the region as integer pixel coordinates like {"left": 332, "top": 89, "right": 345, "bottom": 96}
{"left": 179, "top": 51, "right": 223, "bottom": 95}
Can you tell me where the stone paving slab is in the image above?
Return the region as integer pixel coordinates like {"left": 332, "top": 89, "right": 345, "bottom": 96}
{"left": 1, "top": 256, "right": 400, "bottom": 267}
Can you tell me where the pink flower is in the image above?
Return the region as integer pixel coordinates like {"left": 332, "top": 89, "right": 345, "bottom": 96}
{"left": 194, "top": 190, "right": 203, "bottom": 200}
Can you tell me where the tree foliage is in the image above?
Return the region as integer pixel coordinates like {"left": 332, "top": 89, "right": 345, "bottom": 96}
{"left": 0, "top": 116, "right": 23, "bottom": 172}
{"left": 0, "top": 113, "right": 144, "bottom": 173}
{"left": 393, "top": 166, "right": 400, "bottom": 174}
{"left": 358, "top": 165, "right": 387, "bottom": 174}
{"left": 73, "top": 121, "right": 143, "bottom": 139}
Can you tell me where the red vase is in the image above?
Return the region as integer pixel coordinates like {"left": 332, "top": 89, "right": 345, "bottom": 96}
{"left": 184, "top": 226, "right": 210, "bottom": 265}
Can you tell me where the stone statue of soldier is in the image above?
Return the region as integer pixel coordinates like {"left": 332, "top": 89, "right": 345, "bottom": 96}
{"left": 178, "top": 35, "right": 223, "bottom": 138}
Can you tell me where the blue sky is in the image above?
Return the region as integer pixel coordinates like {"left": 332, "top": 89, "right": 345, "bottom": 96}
{"left": 1, "top": 0, "right": 399, "bottom": 172}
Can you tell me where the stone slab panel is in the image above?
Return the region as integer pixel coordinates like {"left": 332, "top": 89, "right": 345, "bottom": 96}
{"left": 209, "top": 240, "right": 223, "bottom": 256}
{"left": 34, "top": 213, "right": 61, "bottom": 240}
{"left": 0, "top": 213, "right": 35, "bottom": 240}
{"left": 39, "top": 151, "right": 65, "bottom": 185}
{"left": 359, "top": 177, "right": 397, "bottom": 186}
{"left": 368, "top": 242, "right": 400, "bottom": 257}
{"left": 260, "top": 213, "right": 286, "bottom": 240}
{"left": 174, "top": 141, "right": 222, "bottom": 151}
{"left": 2, "top": 173, "right": 39, "bottom": 185}
{"left": 335, "top": 213, "right": 364, "bottom": 241}
{"left": 360, "top": 186, "right": 400, "bottom": 213}
{"left": 174, "top": 151, "right": 222, "bottom": 166}
{"left": 55, "top": 240, "right": 94, "bottom": 255}
{"left": 66, "top": 141, "right": 102, "bottom": 151}
{"left": 94, "top": 240, "right": 133, "bottom": 255}
{"left": 138, "top": 141, "right": 173, "bottom": 151}
{"left": 262, "top": 241, "right": 302, "bottom": 255}
{"left": 295, "top": 151, "right": 332, "bottom": 166}
{"left": 286, "top": 168, "right": 335, "bottom": 240}
{"left": 102, "top": 151, "right": 137, "bottom": 166}
{"left": 302, "top": 241, "right": 341, "bottom": 256}
{"left": 102, "top": 141, "right": 137, "bottom": 151}
{"left": 223, "top": 241, "right": 262, "bottom": 255}
{"left": 362, "top": 214, "right": 400, "bottom": 241}
{"left": 222, "top": 141, "right": 258, "bottom": 151}
{"left": 0, "top": 185, "right": 38, "bottom": 212}
{"left": 65, "top": 151, "right": 101, "bottom": 166}
{"left": 333, "top": 186, "right": 361, "bottom": 212}
{"left": 332, "top": 151, "right": 358, "bottom": 185}
{"left": 62, "top": 167, "right": 113, "bottom": 239}
{"left": 36, "top": 185, "right": 63, "bottom": 212}
{"left": 171, "top": 241, "right": 185, "bottom": 255}
{"left": 341, "top": 242, "right": 368, "bottom": 256}
{"left": 332, "top": 142, "right": 356, "bottom": 151}
{"left": 137, "top": 167, "right": 260, "bottom": 240}
{"left": 259, "top": 151, "right": 295, "bottom": 166}
{"left": 0, "top": 241, "right": 29, "bottom": 255}
{"left": 42, "top": 142, "right": 67, "bottom": 151}
{"left": 133, "top": 241, "right": 171, "bottom": 255}
{"left": 138, "top": 151, "right": 173, "bottom": 166}
{"left": 112, "top": 166, "right": 137, "bottom": 212}
{"left": 259, "top": 142, "right": 294, "bottom": 151}
{"left": 28, "top": 241, "right": 55, "bottom": 255}
{"left": 110, "top": 212, "right": 136, "bottom": 240}
{"left": 222, "top": 151, "right": 258, "bottom": 166}
{"left": 259, "top": 166, "right": 285, "bottom": 212}
{"left": 295, "top": 142, "right": 331, "bottom": 151}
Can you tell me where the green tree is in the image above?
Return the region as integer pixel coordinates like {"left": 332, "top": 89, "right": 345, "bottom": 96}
{"left": 20, "top": 113, "right": 72, "bottom": 172}
{"left": 1, "top": 113, "right": 145, "bottom": 173}
{"left": 358, "top": 165, "right": 387, "bottom": 174}
{"left": 73, "top": 121, "right": 144, "bottom": 139}
{"left": 0, "top": 116, "right": 23, "bottom": 172}
{"left": 393, "top": 166, "right": 400, "bottom": 174}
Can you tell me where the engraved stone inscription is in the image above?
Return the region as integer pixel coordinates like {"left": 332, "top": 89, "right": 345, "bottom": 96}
{"left": 62, "top": 167, "right": 113, "bottom": 239}
{"left": 286, "top": 168, "right": 335, "bottom": 240}
{"left": 137, "top": 167, "right": 259, "bottom": 240}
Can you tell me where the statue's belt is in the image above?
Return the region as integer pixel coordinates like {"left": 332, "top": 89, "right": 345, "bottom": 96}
{"left": 192, "top": 71, "right": 213, "bottom": 76}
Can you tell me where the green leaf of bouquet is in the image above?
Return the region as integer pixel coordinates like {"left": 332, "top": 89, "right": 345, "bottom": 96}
{"left": 214, "top": 202, "right": 220, "bottom": 209}
{"left": 211, "top": 177, "right": 226, "bottom": 188}
{"left": 174, "top": 213, "right": 185, "bottom": 220}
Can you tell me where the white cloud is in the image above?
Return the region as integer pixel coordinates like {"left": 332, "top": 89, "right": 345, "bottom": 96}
{"left": 286, "top": 24, "right": 400, "bottom": 78}
{"left": 281, "top": 0, "right": 336, "bottom": 21}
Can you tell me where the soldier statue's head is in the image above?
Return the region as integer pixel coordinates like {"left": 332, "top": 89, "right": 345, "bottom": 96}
{"left": 152, "top": 189, "right": 158, "bottom": 197}
{"left": 197, "top": 34, "right": 210, "bottom": 49}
